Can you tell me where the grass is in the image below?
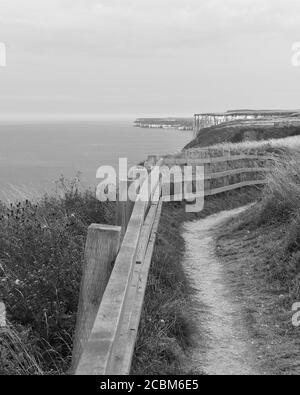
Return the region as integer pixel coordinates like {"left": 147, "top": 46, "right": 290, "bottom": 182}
{"left": 185, "top": 121, "right": 300, "bottom": 150}
{"left": 0, "top": 325, "right": 44, "bottom": 375}
{"left": 202, "top": 134, "right": 300, "bottom": 155}
{"left": 0, "top": 177, "right": 114, "bottom": 374}
{"left": 216, "top": 149, "right": 300, "bottom": 374}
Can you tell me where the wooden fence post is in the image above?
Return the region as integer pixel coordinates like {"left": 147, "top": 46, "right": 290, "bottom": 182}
{"left": 116, "top": 201, "right": 127, "bottom": 239}
{"left": 222, "top": 149, "right": 229, "bottom": 187}
{"left": 204, "top": 163, "right": 211, "bottom": 194}
{"left": 71, "top": 224, "right": 121, "bottom": 373}
{"left": 116, "top": 177, "right": 131, "bottom": 240}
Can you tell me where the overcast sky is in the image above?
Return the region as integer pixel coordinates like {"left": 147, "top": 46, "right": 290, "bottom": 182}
{"left": 0, "top": 0, "right": 299, "bottom": 117}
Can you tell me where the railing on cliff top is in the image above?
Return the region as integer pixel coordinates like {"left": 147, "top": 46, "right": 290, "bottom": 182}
{"left": 71, "top": 150, "right": 273, "bottom": 375}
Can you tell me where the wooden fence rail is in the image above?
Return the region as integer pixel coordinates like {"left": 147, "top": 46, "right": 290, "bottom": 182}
{"left": 155, "top": 152, "right": 274, "bottom": 198}
{"left": 72, "top": 161, "right": 163, "bottom": 375}
{"left": 72, "top": 152, "right": 273, "bottom": 375}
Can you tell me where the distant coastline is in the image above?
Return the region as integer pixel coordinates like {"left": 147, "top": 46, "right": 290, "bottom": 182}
{"left": 134, "top": 117, "right": 194, "bottom": 131}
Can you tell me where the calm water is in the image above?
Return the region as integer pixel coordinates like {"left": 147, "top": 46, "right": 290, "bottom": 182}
{"left": 0, "top": 119, "right": 192, "bottom": 201}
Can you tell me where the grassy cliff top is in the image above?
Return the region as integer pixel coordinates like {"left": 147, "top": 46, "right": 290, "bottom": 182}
{"left": 185, "top": 118, "right": 300, "bottom": 150}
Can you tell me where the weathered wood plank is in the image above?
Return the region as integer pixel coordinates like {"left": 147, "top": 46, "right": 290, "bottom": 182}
{"left": 204, "top": 162, "right": 211, "bottom": 194}
{"left": 135, "top": 204, "right": 159, "bottom": 265}
{"left": 75, "top": 199, "right": 146, "bottom": 375}
{"left": 71, "top": 224, "right": 122, "bottom": 373}
{"left": 115, "top": 200, "right": 163, "bottom": 375}
{"left": 116, "top": 178, "right": 133, "bottom": 240}
{"left": 163, "top": 154, "right": 272, "bottom": 166}
{"left": 207, "top": 179, "right": 267, "bottom": 196}
{"left": 206, "top": 167, "right": 271, "bottom": 180}
{"left": 75, "top": 163, "right": 161, "bottom": 375}
{"left": 188, "top": 178, "right": 267, "bottom": 198}
{"left": 110, "top": 199, "right": 162, "bottom": 374}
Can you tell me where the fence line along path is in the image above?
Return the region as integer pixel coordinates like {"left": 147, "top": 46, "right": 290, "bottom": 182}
{"left": 72, "top": 151, "right": 273, "bottom": 375}
{"left": 72, "top": 160, "right": 163, "bottom": 375}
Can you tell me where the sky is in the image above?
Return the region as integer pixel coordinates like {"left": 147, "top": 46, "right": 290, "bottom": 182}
{"left": 0, "top": 0, "right": 299, "bottom": 118}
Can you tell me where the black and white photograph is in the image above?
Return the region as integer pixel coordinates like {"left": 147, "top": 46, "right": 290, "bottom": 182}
{"left": 0, "top": 0, "right": 299, "bottom": 379}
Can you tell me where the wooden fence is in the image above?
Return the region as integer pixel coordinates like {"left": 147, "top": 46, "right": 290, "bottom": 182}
{"left": 146, "top": 151, "right": 273, "bottom": 198}
{"left": 71, "top": 151, "right": 273, "bottom": 375}
{"left": 72, "top": 160, "right": 163, "bottom": 375}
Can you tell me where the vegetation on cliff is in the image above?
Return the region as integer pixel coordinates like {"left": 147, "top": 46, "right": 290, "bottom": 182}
{"left": 0, "top": 178, "right": 114, "bottom": 374}
{"left": 217, "top": 149, "right": 300, "bottom": 374}
{"left": 0, "top": 178, "right": 198, "bottom": 375}
{"left": 185, "top": 121, "right": 300, "bottom": 150}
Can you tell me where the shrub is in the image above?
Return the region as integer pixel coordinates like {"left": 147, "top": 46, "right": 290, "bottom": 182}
{"left": 230, "top": 149, "right": 300, "bottom": 313}
{"left": 0, "top": 177, "right": 114, "bottom": 374}
{"left": 253, "top": 150, "right": 300, "bottom": 225}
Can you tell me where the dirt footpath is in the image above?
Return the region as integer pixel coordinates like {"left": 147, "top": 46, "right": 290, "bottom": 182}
{"left": 182, "top": 206, "right": 264, "bottom": 375}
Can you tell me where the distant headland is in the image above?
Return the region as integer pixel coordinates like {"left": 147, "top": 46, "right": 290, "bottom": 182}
{"left": 134, "top": 117, "right": 194, "bottom": 131}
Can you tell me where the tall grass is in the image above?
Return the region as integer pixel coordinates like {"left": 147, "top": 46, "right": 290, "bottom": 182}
{"left": 231, "top": 149, "right": 300, "bottom": 312}
{"left": 214, "top": 153, "right": 300, "bottom": 374}
{"left": 0, "top": 177, "right": 114, "bottom": 374}
{"left": 203, "top": 135, "right": 300, "bottom": 155}
{"left": 0, "top": 324, "right": 44, "bottom": 375}
{"left": 246, "top": 149, "right": 300, "bottom": 225}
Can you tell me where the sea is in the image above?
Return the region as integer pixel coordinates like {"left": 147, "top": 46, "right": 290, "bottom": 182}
{"left": 0, "top": 118, "right": 193, "bottom": 202}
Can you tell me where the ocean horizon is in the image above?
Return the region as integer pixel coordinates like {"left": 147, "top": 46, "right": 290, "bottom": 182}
{"left": 0, "top": 118, "right": 193, "bottom": 201}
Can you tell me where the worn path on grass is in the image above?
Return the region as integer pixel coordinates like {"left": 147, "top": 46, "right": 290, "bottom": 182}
{"left": 182, "top": 206, "right": 264, "bottom": 375}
